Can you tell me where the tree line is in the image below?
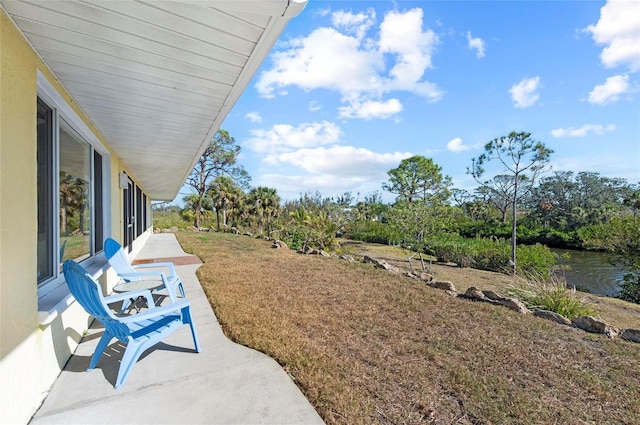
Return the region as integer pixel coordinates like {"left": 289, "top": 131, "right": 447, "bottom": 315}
{"left": 154, "top": 130, "right": 640, "bottom": 303}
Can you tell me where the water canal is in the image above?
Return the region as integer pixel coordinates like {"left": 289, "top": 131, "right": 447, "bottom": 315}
{"left": 551, "top": 248, "right": 627, "bottom": 297}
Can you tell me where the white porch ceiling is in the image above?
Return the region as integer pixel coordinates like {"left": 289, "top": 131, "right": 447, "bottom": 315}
{"left": 1, "top": 0, "right": 306, "bottom": 200}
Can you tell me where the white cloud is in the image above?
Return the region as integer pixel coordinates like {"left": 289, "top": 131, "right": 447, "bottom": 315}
{"left": 588, "top": 74, "right": 630, "bottom": 104}
{"left": 585, "top": 0, "right": 640, "bottom": 71}
{"left": 256, "top": 173, "right": 385, "bottom": 201}
{"left": 466, "top": 31, "right": 486, "bottom": 58}
{"left": 255, "top": 26, "right": 382, "bottom": 99}
{"left": 446, "top": 137, "right": 472, "bottom": 152}
{"left": 245, "top": 111, "right": 262, "bottom": 123}
{"left": 551, "top": 124, "right": 616, "bottom": 138}
{"left": 308, "top": 101, "right": 322, "bottom": 112}
{"left": 255, "top": 7, "right": 442, "bottom": 119}
{"left": 244, "top": 121, "right": 342, "bottom": 153}
{"left": 317, "top": 7, "right": 331, "bottom": 17}
{"left": 338, "top": 98, "right": 402, "bottom": 120}
{"left": 509, "top": 76, "right": 541, "bottom": 108}
{"left": 264, "top": 145, "right": 411, "bottom": 177}
{"left": 255, "top": 146, "right": 412, "bottom": 200}
{"left": 378, "top": 9, "right": 440, "bottom": 93}
{"left": 331, "top": 8, "right": 376, "bottom": 40}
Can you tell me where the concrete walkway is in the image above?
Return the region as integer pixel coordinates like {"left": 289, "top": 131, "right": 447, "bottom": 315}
{"left": 30, "top": 234, "right": 324, "bottom": 425}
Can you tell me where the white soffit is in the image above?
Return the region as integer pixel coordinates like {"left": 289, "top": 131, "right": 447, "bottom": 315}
{"left": 1, "top": 0, "right": 306, "bottom": 200}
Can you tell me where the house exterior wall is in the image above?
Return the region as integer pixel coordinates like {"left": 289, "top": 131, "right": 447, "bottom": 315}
{"left": 0, "top": 11, "right": 152, "bottom": 424}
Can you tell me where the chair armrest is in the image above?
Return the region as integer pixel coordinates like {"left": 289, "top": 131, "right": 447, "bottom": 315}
{"left": 119, "top": 271, "right": 167, "bottom": 281}
{"left": 104, "top": 289, "right": 154, "bottom": 308}
{"left": 120, "top": 299, "right": 190, "bottom": 323}
{"left": 133, "top": 262, "right": 177, "bottom": 276}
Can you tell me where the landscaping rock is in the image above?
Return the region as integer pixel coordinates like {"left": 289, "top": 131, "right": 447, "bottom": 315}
{"left": 362, "top": 255, "right": 399, "bottom": 273}
{"left": 430, "top": 280, "right": 456, "bottom": 292}
{"left": 338, "top": 254, "right": 356, "bottom": 262}
{"left": 620, "top": 328, "right": 640, "bottom": 343}
{"left": 186, "top": 226, "right": 199, "bottom": 232}
{"left": 230, "top": 227, "right": 240, "bottom": 235}
{"left": 403, "top": 272, "right": 419, "bottom": 280}
{"left": 363, "top": 255, "right": 380, "bottom": 265}
{"left": 420, "top": 272, "right": 433, "bottom": 282}
{"left": 495, "top": 297, "right": 530, "bottom": 314}
{"left": 381, "top": 262, "right": 400, "bottom": 273}
{"left": 277, "top": 240, "right": 288, "bottom": 250}
{"left": 482, "top": 290, "right": 503, "bottom": 301}
{"left": 209, "top": 226, "right": 217, "bottom": 232}
{"left": 319, "top": 250, "right": 331, "bottom": 257}
{"left": 534, "top": 310, "right": 572, "bottom": 326}
{"left": 462, "top": 286, "right": 487, "bottom": 301}
{"left": 244, "top": 232, "right": 253, "bottom": 237}
{"left": 169, "top": 226, "right": 178, "bottom": 233}
{"left": 572, "top": 316, "right": 619, "bottom": 338}
{"left": 466, "top": 290, "right": 530, "bottom": 313}
{"left": 272, "top": 241, "right": 281, "bottom": 249}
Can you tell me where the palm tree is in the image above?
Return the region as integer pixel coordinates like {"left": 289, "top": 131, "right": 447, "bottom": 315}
{"left": 247, "top": 187, "right": 280, "bottom": 235}
{"left": 183, "top": 193, "right": 212, "bottom": 228}
{"left": 59, "top": 172, "right": 87, "bottom": 235}
{"left": 208, "top": 176, "right": 244, "bottom": 230}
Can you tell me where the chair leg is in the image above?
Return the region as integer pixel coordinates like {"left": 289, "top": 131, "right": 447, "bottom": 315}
{"left": 88, "top": 331, "right": 114, "bottom": 371}
{"left": 114, "top": 340, "right": 146, "bottom": 389}
{"left": 178, "top": 281, "right": 185, "bottom": 298}
{"left": 181, "top": 305, "right": 201, "bottom": 352}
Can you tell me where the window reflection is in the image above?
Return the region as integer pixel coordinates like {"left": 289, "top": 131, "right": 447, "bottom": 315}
{"left": 37, "top": 99, "right": 54, "bottom": 283}
{"left": 59, "top": 120, "right": 91, "bottom": 263}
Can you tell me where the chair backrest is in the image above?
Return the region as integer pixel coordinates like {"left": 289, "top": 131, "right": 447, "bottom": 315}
{"left": 104, "top": 238, "right": 137, "bottom": 276}
{"left": 62, "top": 260, "right": 130, "bottom": 341}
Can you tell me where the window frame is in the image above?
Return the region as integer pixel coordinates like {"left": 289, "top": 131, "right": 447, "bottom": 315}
{"left": 135, "top": 185, "right": 143, "bottom": 237}
{"left": 37, "top": 71, "right": 111, "bottom": 299}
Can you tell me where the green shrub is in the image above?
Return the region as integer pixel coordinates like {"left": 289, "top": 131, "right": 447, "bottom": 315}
{"left": 471, "top": 238, "right": 510, "bottom": 272}
{"left": 515, "top": 243, "right": 557, "bottom": 278}
{"left": 619, "top": 272, "right": 640, "bottom": 304}
{"left": 280, "top": 224, "right": 309, "bottom": 251}
{"left": 345, "top": 220, "right": 399, "bottom": 245}
{"left": 426, "top": 235, "right": 556, "bottom": 276}
{"left": 534, "top": 228, "right": 581, "bottom": 248}
{"left": 508, "top": 275, "right": 596, "bottom": 319}
{"left": 153, "top": 209, "right": 191, "bottom": 229}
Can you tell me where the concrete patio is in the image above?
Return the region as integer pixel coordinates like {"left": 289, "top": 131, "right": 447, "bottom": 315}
{"left": 29, "top": 233, "right": 324, "bottom": 425}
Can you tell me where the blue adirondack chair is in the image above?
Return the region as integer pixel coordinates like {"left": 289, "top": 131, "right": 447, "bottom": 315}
{"left": 104, "top": 238, "right": 185, "bottom": 303}
{"left": 62, "top": 260, "right": 201, "bottom": 388}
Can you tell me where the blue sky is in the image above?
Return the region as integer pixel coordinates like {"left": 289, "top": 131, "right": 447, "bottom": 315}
{"left": 179, "top": 0, "right": 640, "bottom": 204}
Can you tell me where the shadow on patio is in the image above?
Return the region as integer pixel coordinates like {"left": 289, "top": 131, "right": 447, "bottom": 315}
{"left": 29, "top": 234, "right": 323, "bottom": 425}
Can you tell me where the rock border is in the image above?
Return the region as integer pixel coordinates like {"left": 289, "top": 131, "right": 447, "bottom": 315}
{"left": 353, "top": 254, "right": 640, "bottom": 343}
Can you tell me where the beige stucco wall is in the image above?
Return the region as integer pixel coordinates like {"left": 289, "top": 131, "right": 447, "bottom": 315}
{"left": 0, "top": 11, "right": 150, "bottom": 424}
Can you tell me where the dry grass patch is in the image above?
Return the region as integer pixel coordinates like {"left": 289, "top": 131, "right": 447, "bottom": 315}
{"left": 178, "top": 232, "right": 640, "bottom": 425}
{"left": 340, "top": 239, "right": 640, "bottom": 330}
